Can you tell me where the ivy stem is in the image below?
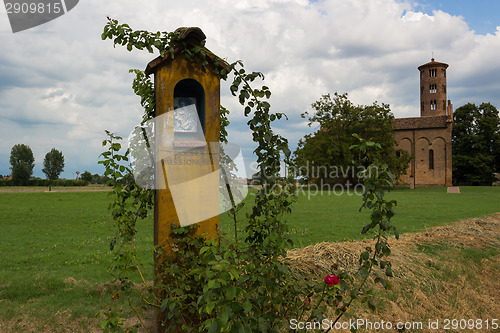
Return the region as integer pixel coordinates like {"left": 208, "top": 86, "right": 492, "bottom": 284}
{"left": 324, "top": 227, "right": 383, "bottom": 333}
{"left": 220, "top": 160, "right": 239, "bottom": 244}
{"left": 128, "top": 297, "right": 153, "bottom": 332}
{"left": 132, "top": 289, "right": 160, "bottom": 308}
{"left": 299, "top": 283, "right": 327, "bottom": 329}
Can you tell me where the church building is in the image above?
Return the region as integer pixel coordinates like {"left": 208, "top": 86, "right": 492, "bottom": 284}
{"left": 394, "top": 59, "right": 453, "bottom": 187}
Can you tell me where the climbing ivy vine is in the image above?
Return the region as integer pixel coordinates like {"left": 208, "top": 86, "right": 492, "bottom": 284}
{"left": 99, "top": 18, "right": 398, "bottom": 333}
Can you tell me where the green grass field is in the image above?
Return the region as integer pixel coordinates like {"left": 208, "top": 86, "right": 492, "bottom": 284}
{"left": 0, "top": 191, "right": 154, "bottom": 331}
{"left": 0, "top": 186, "right": 499, "bottom": 330}
{"left": 221, "top": 186, "right": 500, "bottom": 247}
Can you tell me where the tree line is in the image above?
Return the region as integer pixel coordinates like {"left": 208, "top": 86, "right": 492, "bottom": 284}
{"left": 7, "top": 144, "right": 64, "bottom": 185}
{"left": 6, "top": 98, "right": 498, "bottom": 187}
{"left": 452, "top": 103, "right": 500, "bottom": 185}
{"left": 4, "top": 144, "right": 109, "bottom": 186}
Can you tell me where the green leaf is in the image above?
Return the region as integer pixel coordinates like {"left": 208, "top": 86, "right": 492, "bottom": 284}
{"left": 208, "top": 320, "right": 218, "bottom": 333}
{"left": 225, "top": 285, "right": 237, "bottom": 300}
{"left": 207, "top": 279, "right": 220, "bottom": 289}
{"left": 220, "top": 308, "right": 229, "bottom": 327}
{"left": 241, "top": 302, "right": 252, "bottom": 313}
{"left": 368, "top": 297, "right": 376, "bottom": 311}
{"left": 205, "top": 302, "right": 215, "bottom": 315}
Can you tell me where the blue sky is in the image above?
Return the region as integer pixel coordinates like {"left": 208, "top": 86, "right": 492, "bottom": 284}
{"left": 0, "top": 0, "right": 499, "bottom": 179}
{"left": 414, "top": 0, "right": 500, "bottom": 35}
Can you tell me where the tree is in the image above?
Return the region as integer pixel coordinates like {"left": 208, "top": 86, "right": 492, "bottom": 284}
{"left": 293, "top": 93, "right": 410, "bottom": 185}
{"left": 42, "top": 148, "right": 65, "bottom": 180}
{"left": 476, "top": 103, "right": 500, "bottom": 174}
{"left": 452, "top": 103, "right": 500, "bottom": 185}
{"left": 9, "top": 144, "right": 35, "bottom": 185}
{"left": 81, "top": 171, "right": 93, "bottom": 183}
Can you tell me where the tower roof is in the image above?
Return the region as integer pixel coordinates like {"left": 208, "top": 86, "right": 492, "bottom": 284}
{"left": 418, "top": 58, "right": 449, "bottom": 71}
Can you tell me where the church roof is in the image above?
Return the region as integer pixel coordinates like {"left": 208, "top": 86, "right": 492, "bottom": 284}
{"left": 394, "top": 115, "right": 449, "bottom": 130}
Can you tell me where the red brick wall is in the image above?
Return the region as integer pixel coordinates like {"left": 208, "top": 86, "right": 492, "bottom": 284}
{"left": 394, "top": 120, "right": 452, "bottom": 187}
{"left": 418, "top": 59, "right": 449, "bottom": 117}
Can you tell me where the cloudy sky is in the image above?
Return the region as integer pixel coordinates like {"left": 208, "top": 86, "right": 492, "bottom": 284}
{"left": 1, "top": 0, "right": 499, "bottom": 179}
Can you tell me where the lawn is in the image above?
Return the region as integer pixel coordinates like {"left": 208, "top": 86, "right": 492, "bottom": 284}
{"left": 0, "top": 191, "right": 153, "bottom": 331}
{"left": 221, "top": 186, "right": 500, "bottom": 247}
{"left": 0, "top": 186, "right": 499, "bottom": 330}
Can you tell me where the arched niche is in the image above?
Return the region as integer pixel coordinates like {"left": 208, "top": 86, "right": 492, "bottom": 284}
{"left": 173, "top": 79, "right": 206, "bottom": 138}
{"left": 397, "top": 137, "right": 412, "bottom": 154}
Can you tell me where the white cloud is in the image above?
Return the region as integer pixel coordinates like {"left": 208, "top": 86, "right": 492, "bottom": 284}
{"left": 0, "top": 0, "right": 499, "bottom": 178}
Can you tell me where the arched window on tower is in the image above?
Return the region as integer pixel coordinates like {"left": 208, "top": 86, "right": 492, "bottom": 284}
{"left": 429, "top": 149, "right": 434, "bottom": 170}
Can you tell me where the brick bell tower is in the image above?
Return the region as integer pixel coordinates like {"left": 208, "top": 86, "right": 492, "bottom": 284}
{"left": 418, "top": 58, "right": 450, "bottom": 117}
{"left": 393, "top": 58, "right": 453, "bottom": 187}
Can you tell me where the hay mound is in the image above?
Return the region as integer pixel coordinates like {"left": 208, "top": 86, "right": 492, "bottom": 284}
{"left": 287, "top": 213, "right": 500, "bottom": 273}
{"left": 286, "top": 213, "right": 500, "bottom": 333}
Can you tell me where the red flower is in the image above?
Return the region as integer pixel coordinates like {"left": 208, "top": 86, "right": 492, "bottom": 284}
{"left": 324, "top": 274, "right": 340, "bottom": 286}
